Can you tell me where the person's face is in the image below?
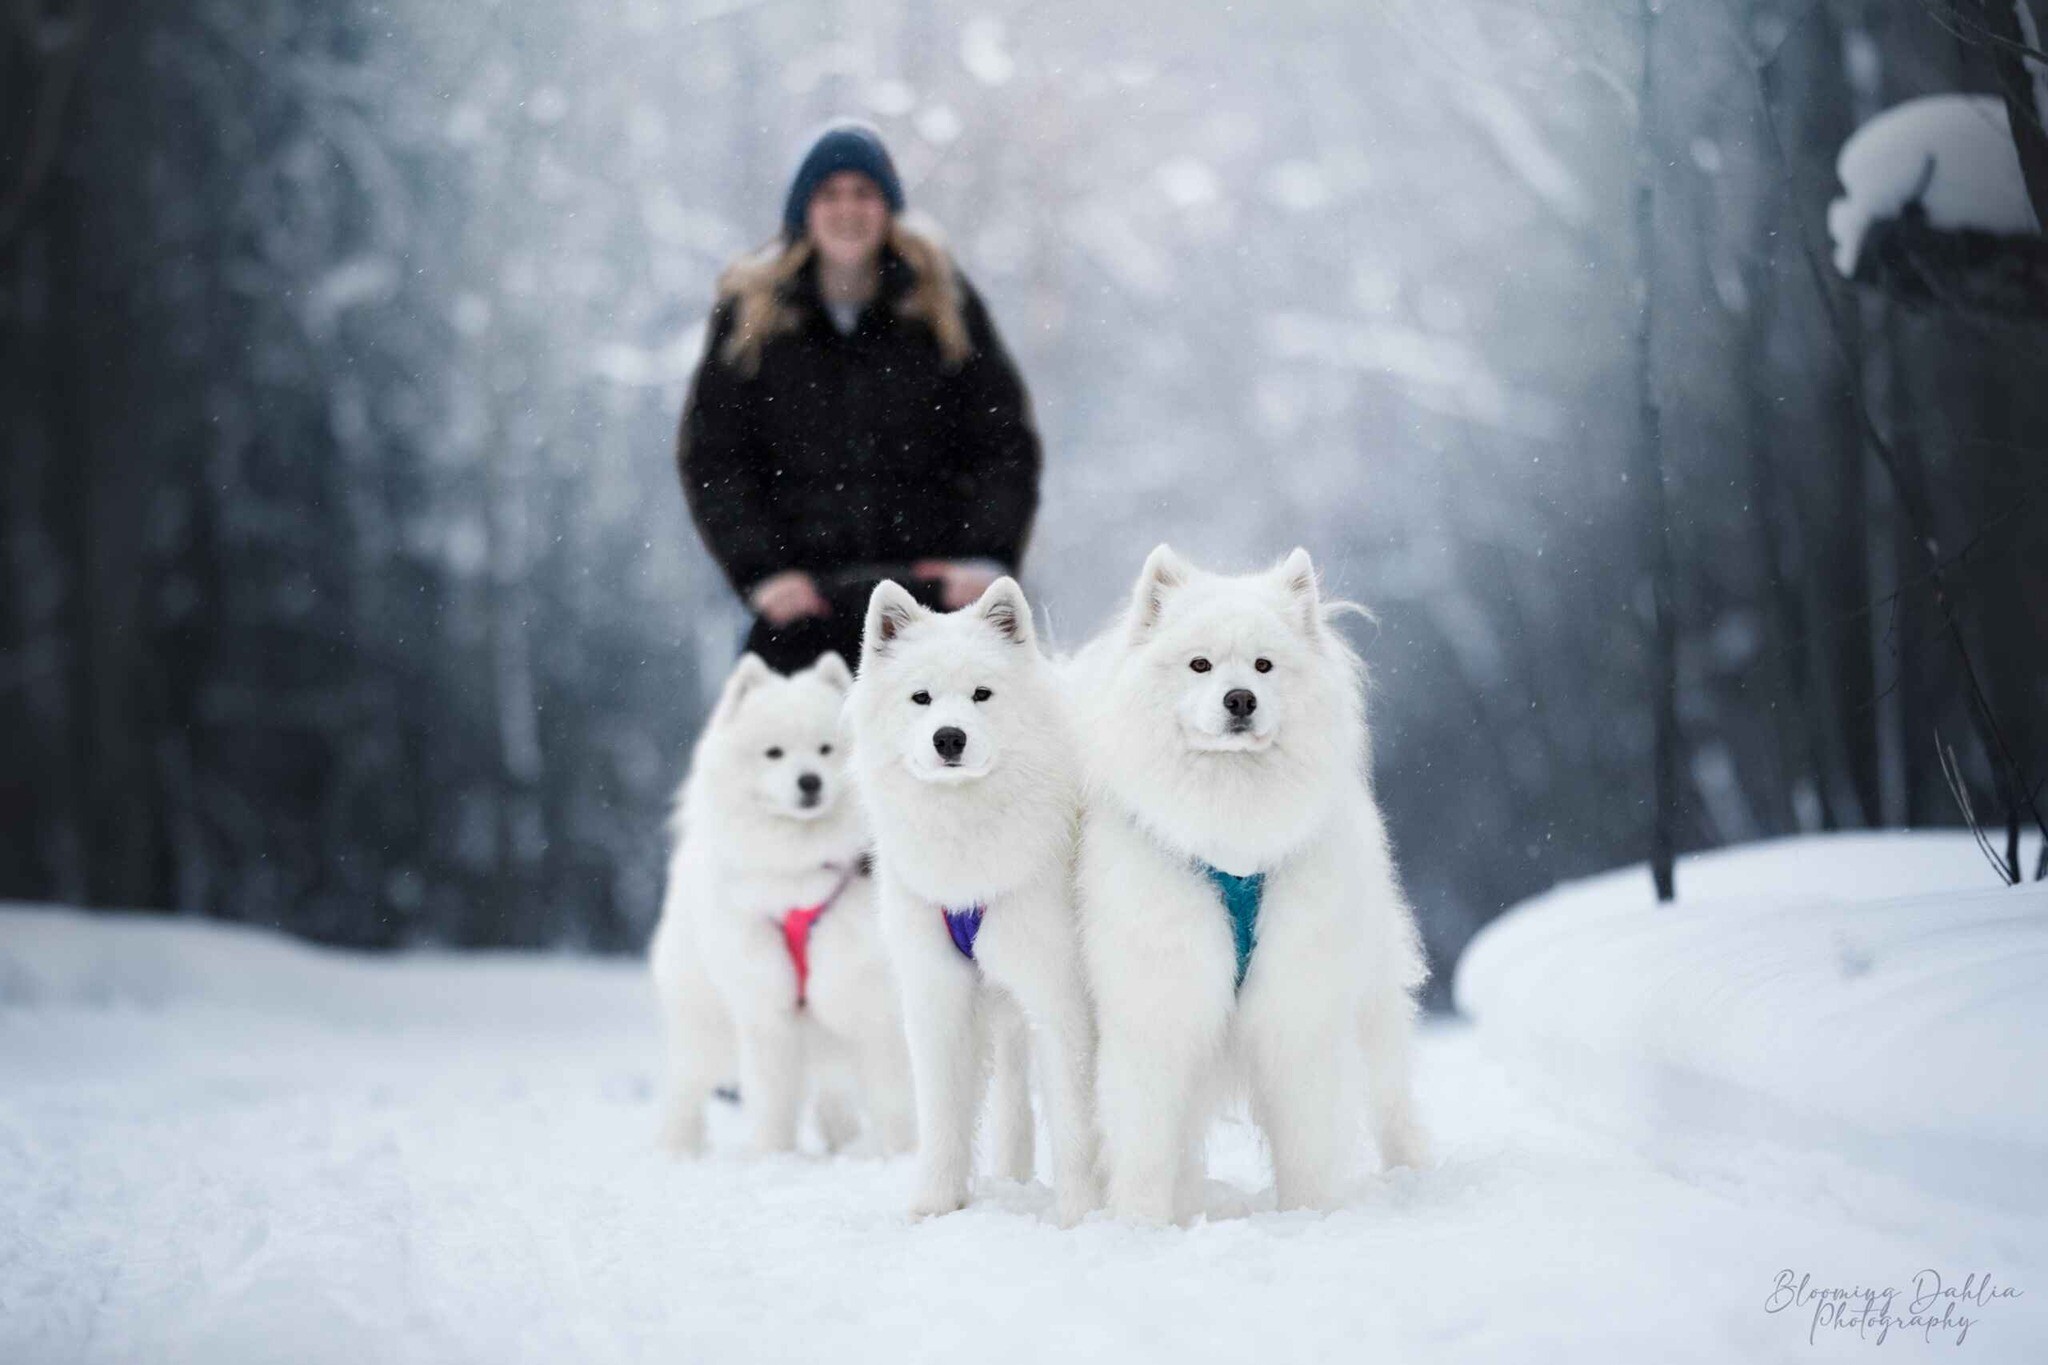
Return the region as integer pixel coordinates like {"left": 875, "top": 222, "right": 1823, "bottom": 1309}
{"left": 806, "top": 171, "right": 890, "bottom": 271}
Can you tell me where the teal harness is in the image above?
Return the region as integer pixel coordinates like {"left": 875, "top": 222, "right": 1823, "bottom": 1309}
{"left": 1203, "top": 866, "right": 1266, "bottom": 992}
{"left": 1124, "top": 809, "right": 1270, "bottom": 992}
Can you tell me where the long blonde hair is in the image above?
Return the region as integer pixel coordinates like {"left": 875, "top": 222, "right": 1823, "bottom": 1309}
{"left": 715, "top": 219, "right": 973, "bottom": 377}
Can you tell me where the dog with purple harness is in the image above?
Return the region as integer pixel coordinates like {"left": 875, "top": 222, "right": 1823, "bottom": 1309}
{"left": 849, "top": 577, "right": 1102, "bottom": 1226}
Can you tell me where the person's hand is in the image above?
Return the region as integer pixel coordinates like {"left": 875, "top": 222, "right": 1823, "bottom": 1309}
{"left": 750, "top": 570, "right": 830, "bottom": 626}
{"left": 913, "top": 559, "right": 1003, "bottom": 610}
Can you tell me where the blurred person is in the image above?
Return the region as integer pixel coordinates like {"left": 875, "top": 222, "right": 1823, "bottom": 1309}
{"left": 676, "top": 121, "right": 1042, "bottom": 675}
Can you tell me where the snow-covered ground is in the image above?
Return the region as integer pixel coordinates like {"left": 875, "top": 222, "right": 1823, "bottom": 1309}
{"left": 5, "top": 835, "right": 2045, "bottom": 1363}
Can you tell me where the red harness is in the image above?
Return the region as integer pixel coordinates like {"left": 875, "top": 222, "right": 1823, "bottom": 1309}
{"left": 779, "top": 862, "right": 862, "bottom": 1008}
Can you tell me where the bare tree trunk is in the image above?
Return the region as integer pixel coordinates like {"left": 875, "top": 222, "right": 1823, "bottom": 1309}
{"left": 1884, "top": 314, "right": 1934, "bottom": 828}
{"left": 1636, "top": 0, "right": 1678, "bottom": 902}
{"left": 1808, "top": 5, "right": 1884, "bottom": 827}
{"left": 1, "top": 1, "right": 100, "bottom": 903}
{"left": 1967, "top": 0, "right": 2048, "bottom": 227}
{"left": 46, "top": 2, "right": 178, "bottom": 913}
{"left": 1969, "top": 345, "right": 2048, "bottom": 878}
{"left": 1743, "top": 185, "right": 1834, "bottom": 832}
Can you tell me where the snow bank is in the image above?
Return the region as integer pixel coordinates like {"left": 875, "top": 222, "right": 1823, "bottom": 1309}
{"left": 1829, "top": 95, "right": 2041, "bottom": 277}
{"left": 1456, "top": 832, "right": 2048, "bottom": 1211}
{"left": 0, "top": 906, "right": 647, "bottom": 1095}
{"left": 0, "top": 905, "right": 640, "bottom": 1035}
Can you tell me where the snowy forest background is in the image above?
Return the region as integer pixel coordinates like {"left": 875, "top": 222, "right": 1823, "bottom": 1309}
{"left": 4, "top": 0, "right": 2044, "bottom": 996}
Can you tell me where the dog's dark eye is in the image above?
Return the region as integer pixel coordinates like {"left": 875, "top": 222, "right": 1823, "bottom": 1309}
{"left": 1189, "top": 657, "right": 1212, "bottom": 674}
{"left": 911, "top": 691, "right": 931, "bottom": 706}
{"left": 1254, "top": 658, "right": 1273, "bottom": 674}
{"left": 972, "top": 687, "right": 993, "bottom": 702}
{"left": 818, "top": 743, "right": 832, "bottom": 755}
{"left": 765, "top": 747, "right": 784, "bottom": 760}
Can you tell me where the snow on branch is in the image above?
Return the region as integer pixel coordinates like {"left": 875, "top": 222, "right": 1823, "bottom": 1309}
{"left": 1828, "top": 95, "right": 2040, "bottom": 276}
{"left": 1828, "top": 94, "right": 2048, "bottom": 315}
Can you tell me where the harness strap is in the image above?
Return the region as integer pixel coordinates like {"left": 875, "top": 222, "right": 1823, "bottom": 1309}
{"left": 778, "top": 860, "right": 864, "bottom": 1008}
{"left": 1120, "top": 805, "right": 1270, "bottom": 994}
{"left": 1202, "top": 866, "right": 1266, "bottom": 993}
{"left": 941, "top": 904, "right": 985, "bottom": 963}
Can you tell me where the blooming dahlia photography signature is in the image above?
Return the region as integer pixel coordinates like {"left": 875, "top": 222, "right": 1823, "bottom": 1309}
{"left": 1765, "top": 1269, "right": 2025, "bottom": 1347}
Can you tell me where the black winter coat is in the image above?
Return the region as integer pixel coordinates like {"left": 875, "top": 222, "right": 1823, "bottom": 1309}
{"left": 676, "top": 243, "right": 1042, "bottom": 601}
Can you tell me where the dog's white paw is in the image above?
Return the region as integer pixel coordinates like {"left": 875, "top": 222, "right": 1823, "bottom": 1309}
{"left": 908, "top": 1182, "right": 970, "bottom": 1220}
{"left": 1050, "top": 1165, "right": 1101, "bottom": 1228}
{"left": 1053, "top": 1187, "right": 1097, "bottom": 1229}
{"left": 1378, "top": 1124, "right": 1430, "bottom": 1172}
{"left": 656, "top": 1115, "right": 705, "bottom": 1159}
{"left": 815, "top": 1102, "right": 861, "bottom": 1155}
{"left": 1106, "top": 1184, "right": 1177, "bottom": 1227}
{"left": 1272, "top": 1187, "right": 1340, "bottom": 1215}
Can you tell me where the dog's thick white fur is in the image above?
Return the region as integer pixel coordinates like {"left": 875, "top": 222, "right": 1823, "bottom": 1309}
{"left": 649, "top": 652, "right": 914, "bottom": 1157}
{"left": 1070, "top": 546, "right": 1427, "bottom": 1223}
{"left": 848, "top": 578, "right": 1101, "bottom": 1224}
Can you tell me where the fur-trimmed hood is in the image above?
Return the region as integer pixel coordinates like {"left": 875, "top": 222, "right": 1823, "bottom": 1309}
{"left": 714, "top": 219, "right": 972, "bottom": 377}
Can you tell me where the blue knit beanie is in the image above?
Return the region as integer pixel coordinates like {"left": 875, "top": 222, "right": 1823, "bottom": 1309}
{"left": 781, "top": 121, "right": 905, "bottom": 242}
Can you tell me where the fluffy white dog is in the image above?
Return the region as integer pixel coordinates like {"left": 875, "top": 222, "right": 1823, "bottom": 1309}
{"left": 1070, "top": 546, "right": 1426, "bottom": 1223}
{"left": 848, "top": 578, "right": 1100, "bottom": 1224}
{"left": 649, "top": 652, "right": 913, "bottom": 1157}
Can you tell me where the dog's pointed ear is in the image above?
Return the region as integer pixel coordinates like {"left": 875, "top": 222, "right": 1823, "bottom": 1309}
{"left": 711, "top": 653, "right": 773, "bottom": 725}
{"left": 862, "top": 580, "right": 924, "bottom": 665}
{"left": 807, "top": 651, "right": 854, "bottom": 692}
{"left": 1129, "top": 544, "right": 1190, "bottom": 641}
{"left": 973, "top": 577, "right": 1035, "bottom": 648}
{"left": 1277, "top": 546, "right": 1321, "bottom": 635}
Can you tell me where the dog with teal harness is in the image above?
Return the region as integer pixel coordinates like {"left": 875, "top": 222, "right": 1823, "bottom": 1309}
{"left": 1072, "top": 544, "right": 1430, "bottom": 1225}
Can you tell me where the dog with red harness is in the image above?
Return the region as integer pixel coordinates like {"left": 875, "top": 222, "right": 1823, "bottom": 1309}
{"left": 649, "top": 652, "right": 914, "bottom": 1157}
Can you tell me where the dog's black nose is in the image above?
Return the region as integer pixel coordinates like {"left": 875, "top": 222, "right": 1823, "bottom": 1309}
{"left": 932, "top": 727, "right": 968, "bottom": 762}
{"left": 797, "top": 772, "right": 822, "bottom": 795}
{"left": 1223, "top": 689, "right": 1258, "bottom": 719}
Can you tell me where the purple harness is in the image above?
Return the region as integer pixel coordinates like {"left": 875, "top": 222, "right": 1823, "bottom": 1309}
{"left": 941, "top": 904, "right": 986, "bottom": 962}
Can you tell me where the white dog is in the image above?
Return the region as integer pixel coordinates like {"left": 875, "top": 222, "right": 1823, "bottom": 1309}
{"left": 1070, "top": 546, "right": 1426, "bottom": 1223}
{"left": 649, "top": 652, "right": 914, "bottom": 1157}
{"left": 848, "top": 578, "right": 1100, "bottom": 1224}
